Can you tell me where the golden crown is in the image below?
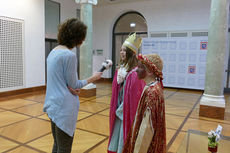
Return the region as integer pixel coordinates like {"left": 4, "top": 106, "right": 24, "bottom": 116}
{"left": 123, "top": 33, "right": 142, "bottom": 54}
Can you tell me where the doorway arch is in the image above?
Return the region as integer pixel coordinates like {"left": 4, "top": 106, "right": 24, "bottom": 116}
{"left": 112, "top": 11, "right": 148, "bottom": 77}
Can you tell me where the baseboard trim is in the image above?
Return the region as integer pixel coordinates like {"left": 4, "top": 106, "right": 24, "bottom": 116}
{"left": 0, "top": 78, "right": 112, "bottom": 98}
{"left": 0, "top": 86, "right": 46, "bottom": 98}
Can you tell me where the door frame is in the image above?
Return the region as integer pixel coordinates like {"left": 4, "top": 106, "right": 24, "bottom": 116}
{"left": 112, "top": 11, "right": 147, "bottom": 77}
{"left": 224, "top": 28, "right": 230, "bottom": 92}
{"left": 45, "top": 38, "right": 58, "bottom": 83}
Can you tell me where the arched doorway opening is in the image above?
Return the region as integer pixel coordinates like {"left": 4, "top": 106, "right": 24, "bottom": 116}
{"left": 112, "top": 11, "right": 148, "bottom": 77}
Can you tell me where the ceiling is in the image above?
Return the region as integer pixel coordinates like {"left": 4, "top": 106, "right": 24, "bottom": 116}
{"left": 97, "top": 0, "right": 151, "bottom": 5}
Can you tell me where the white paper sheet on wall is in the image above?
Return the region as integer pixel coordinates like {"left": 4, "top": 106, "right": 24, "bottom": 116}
{"left": 142, "top": 37, "right": 208, "bottom": 90}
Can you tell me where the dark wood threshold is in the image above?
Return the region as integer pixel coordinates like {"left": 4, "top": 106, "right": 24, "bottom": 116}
{"left": 79, "top": 88, "right": 96, "bottom": 97}
{"left": 199, "top": 105, "right": 225, "bottom": 120}
{"left": 0, "top": 86, "right": 46, "bottom": 98}
{"left": 94, "top": 78, "right": 112, "bottom": 83}
{"left": 164, "top": 86, "right": 204, "bottom": 92}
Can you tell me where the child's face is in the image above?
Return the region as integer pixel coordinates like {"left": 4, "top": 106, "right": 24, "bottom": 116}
{"left": 136, "top": 62, "right": 147, "bottom": 80}
{"left": 120, "top": 46, "right": 127, "bottom": 61}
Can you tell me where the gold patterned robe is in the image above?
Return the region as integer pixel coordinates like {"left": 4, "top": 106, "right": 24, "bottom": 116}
{"left": 122, "top": 81, "right": 166, "bottom": 153}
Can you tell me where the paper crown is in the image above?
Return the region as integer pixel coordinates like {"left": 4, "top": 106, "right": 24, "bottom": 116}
{"left": 123, "top": 33, "right": 142, "bottom": 54}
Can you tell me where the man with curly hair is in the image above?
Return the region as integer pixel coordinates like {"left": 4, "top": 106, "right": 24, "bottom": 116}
{"left": 122, "top": 54, "right": 166, "bottom": 153}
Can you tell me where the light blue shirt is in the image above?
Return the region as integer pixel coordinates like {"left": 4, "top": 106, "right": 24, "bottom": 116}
{"left": 43, "top": 48, "right": 87, "bottom": 137}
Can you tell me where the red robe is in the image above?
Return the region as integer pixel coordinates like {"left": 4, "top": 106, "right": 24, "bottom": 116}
{"left": 122, "top": 82, "right": 166, "bottom": 153}
{"left": 108, "top": 68, "right": 145, "bottom": 153}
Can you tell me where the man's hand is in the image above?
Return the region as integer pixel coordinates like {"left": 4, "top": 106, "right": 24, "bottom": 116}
{"left": 68, "top": 87, "right": 80, "bottom": 95}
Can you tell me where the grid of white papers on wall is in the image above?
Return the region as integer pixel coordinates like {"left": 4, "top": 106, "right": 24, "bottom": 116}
{"left": 142, "top": 37, "right": 208, "bottom": 90}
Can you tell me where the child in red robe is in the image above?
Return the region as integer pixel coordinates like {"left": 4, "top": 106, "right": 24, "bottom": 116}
{"left": 108, "top": 33, "right": 145, "bottom": 153}
{"left": 122, "top": 54, "right": 166, "bottom": 153}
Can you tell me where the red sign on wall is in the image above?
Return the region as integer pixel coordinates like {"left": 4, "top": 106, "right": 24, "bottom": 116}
{"left": 188, "top": 65, "right": 196, "bottom": 74}
{"left": 200, "top": 41, "right": 208, "bottom": 50}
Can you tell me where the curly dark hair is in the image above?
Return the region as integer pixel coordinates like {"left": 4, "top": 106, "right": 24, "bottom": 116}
{"left": 57, "top": 18, "right": 87, "bottom": 49}
{"left": 119, "top": 47, "right": 138, "bottom": 72}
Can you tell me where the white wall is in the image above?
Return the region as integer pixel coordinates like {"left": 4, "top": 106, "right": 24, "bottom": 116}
{"left": 0, "top": 0, "right": 45, "bottom": 88}
{"left": 0, "top": 0, "right": 213, "bottom": 89}
{"left": 0, "top": 0, "right": 80, "bottom": 89}
{"left": 93, "top": 0, "right": 211, "bottom": 78}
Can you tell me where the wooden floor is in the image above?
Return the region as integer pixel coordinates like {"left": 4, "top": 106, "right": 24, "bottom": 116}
{"left": 0, "top": 82, "right": 230, "bottom": 153}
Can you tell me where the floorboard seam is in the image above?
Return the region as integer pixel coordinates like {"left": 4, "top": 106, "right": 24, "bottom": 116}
{"left": 166, "top": 94, "right": 202, "bottom": 151}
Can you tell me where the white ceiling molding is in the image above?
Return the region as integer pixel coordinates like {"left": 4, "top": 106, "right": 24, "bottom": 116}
{"left": 75, "top": 0, "right": 98, "bottom": 5}
{"left": 97, "top": 0, "right": 151, "bottom": 5}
